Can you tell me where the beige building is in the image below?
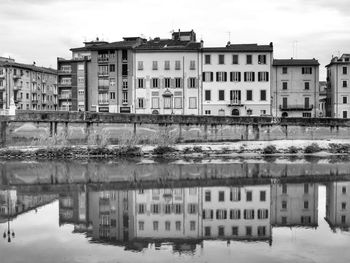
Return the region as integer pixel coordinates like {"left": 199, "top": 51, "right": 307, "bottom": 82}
{"left": 272, "top": 59, "right": 320, "bottom": 118}
{"left": 0, "top": 57, "right": 57, "bottom": 111}
{"left": 326, "top": 54, "right": 350, "bottom": 118}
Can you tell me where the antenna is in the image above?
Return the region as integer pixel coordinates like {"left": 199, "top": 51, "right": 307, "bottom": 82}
{"left": 227, "top": 31, "right": 231, "bottom": 42}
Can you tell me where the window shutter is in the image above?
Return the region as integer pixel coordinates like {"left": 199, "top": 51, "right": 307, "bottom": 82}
{"left": 238, "top": 72, "right": 241, "bottom": 82}
{"left": 224, "top": 210, "right": 227, "bottom": 219}
{"left": 180, "top": 78, "right": 184, "bottom": 88}
{"left": 267, "top": 72, "right": 269, "bottom": 81}
{"left": 244, "top": 72, "right": 247, "bottom": 81}
{"left": 171, "top": 78, "right": 175, "bottom": 88}
{"left": 202, "top": 210, "right": 205, "bottom": 218}
{"left": 224, "top": 72, "right": 227, "bottom": 82}
{"left": 230, "top": 72, "right": 233, "bottom": 82}
{"left": 216, "top": 210, "right": 219, "bottom": 219}
{"left": 210, "top": 72, "right": 213, "bottom": 82}
{"left": 230, "top": 210, "right": 233, "bottom": 219}
{"left": 211, "top": 210, "right": 214, "bottom": 219}
{"left": 252, "top": 210, "right": 255, "bottom": 219}
{"left": 238, "top": 209, "right": 241, "bottom": 219}
{"left": 252, "top": 72, "right": 255, "bottom": 82}
{"left": 216, "top": 72, "right": 219, "bottom": 81}
{"left": 195, "top": 78, "right": 198, "bottom": 88}
{"left": 244, "top": 210, "right": 246, "bottom": 219}
{"left": 202, "top": 72, "right": 206, "bottom": 82}
{"left": 187, "top": 78, "right": 190, "bottom": 88}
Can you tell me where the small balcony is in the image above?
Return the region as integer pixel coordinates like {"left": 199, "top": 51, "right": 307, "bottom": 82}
{"left": 98, "top": 85, "right": 109, "bottom": 91}
{"left": 98, "top": 100, "right": 109, "bottom": 105}
{"left": 228, "top": 100, "right": 244, "bottom": 107}
{"left": 98, "top": 57, "right": 109, "bottom": 63}
{"left": 279, "top": 104, "right": 313, "bottom": 111}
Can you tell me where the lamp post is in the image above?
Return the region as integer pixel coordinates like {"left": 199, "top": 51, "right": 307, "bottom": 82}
{"left": 2, "top": 190, "right": 15, "bottom": 243}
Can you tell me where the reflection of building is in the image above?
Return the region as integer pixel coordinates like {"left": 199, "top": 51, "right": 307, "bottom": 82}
{"left": 325, "top": 181, "right": 350, "bottom": 231}
{"left": 202, "top": 186, "right": 271, "bottom": 241}
{"left": 59, "top": 191, "right": 88, "bottom": 227}
{"left": 271, "top": 183, "right": 318, "bottom": 228}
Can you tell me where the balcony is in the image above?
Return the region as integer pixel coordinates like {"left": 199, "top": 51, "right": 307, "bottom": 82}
{"left": 32, "top": 99, "right": 38, "bottom": 104}
{"left": 228, "top": 100, "right": 244, "bottom": 107}
{"left": 98, "top": 72, "right": 109, "bottom": 77}
{"left": 58, "top": 82, "right": 72, "bottom": 87}
{"left": 98, "top": 85, "right": 109, "bottom": 91}
{"left": 98, "top": 100, "right": 109, "bottom": 105}
{"left": 59, "top": 106, "right": 72, "bottom": 111}
{"left": 98, "top": 57, "right": 109, "bottom": 63}
{"left": 279, "top": 104, "right": 313, "bottom": 111}
{"left": 14, "top": 85, "right": 23, "bottom": 91}
{"left": 58, "top": 94, "right": 72, "bottom": 100}
{"left": 58, "top": 69, "right": 72, "bottom": 75}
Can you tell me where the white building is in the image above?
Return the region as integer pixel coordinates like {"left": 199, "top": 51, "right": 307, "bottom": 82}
{"left": 201, "top": 43, "right": 273, "bottom": 116}
{"left": 134, "top": 31, "right": 202, "bottom": 115}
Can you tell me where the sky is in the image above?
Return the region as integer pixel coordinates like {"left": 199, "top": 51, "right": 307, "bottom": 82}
{"left": 1, "top": 0, "right": 350, "bottom": 79}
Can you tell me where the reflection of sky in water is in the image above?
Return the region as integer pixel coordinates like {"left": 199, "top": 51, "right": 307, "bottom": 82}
{"left": 0, "top": 186, "right": 349, "bottom": 263}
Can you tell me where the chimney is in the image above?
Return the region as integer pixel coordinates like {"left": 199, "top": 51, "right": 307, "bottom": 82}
{"left": 226, "top": 41, "right": 231, "bottom": 47}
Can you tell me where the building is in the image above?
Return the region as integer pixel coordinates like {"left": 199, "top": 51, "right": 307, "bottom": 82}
{"left": 58, "top": 37, "right": 145, "bottom": 112}
{"left": 202, "top": 43, "right": 273, "bottom": 116}
{"left": 319, "top": 81, "right": 327, "bottom": 117}
{"left": 0, "top": 57, "right": 57, "bottom": 111}
{"left": 325, "top": 181, "right": 350, "bottom": 231}
{"left": 134, "top": 31, "right": 202, "bottom": 115}
{"left": 272, "top": 59, "right": 320, "bottom": 118}
{"left": 326, "top": 54, "right": 350, "bottom": 118}
{"left": 271, "top": 183, "right": 318, "bottom": 228}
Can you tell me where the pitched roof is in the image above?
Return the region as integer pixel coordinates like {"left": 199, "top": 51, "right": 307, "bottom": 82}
{"left": 273, "top": 59, "right": 319, "bottom": 66}
{"left": 0, "top": 60, "right": 57, "bottom": 74}
{"left": 203, "top": 43, "right": 273, "bottom": 53}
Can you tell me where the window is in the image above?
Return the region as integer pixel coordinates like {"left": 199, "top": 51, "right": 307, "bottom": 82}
{"left": 218, "top": 54, "right": 225, "bottom": 64}
{"left": 163, "top": 78, "right": 170, "bottom": 88}
{"left": 304, "top": 184, "right": 309, "bottom": 194}
{"left": 218, "top": 226, "right": 225, "bottom": 236}
{"left": 110, "top": 92, "right": 115, "bottom": 100}
{"left": 230, "top": 72, "right": 241, "bottom": 82}
{"left": 203, "top": 72, "right": 214, "bottom": 82}
{"left": 244, "top": 209, "right": 255, "bottom": 219}
{"left": 151, "top": 204, "right": 160, "bottom": 214}
{"left": 205, "top": 90, "right": 211, "bottom": 101}
{"left": 258, "top": 226, "right": 266, "bottom": 236}
{"left": 165, "top": 221, "right": 171, "bottom": 231}
{"left": 205, "top": 110, "right": 211, "bottom": 115}
{"left": 230, "top": 188, "right": 241, "bottom": 201}
{"left": 232, "top": 55, "right": 239, "bottom": 64}
{"left": 260, "top": 191, "right": 266, "bottom": 201}
{"left": 164, "top": 60, "right": 170, "bottom": 70}
{"left": 282, "top": 200, "right": 287, "bottom": 209}
{"left": 188, "top": 204, "right": 197, "bottom": 214}
{"left": 303, "top": 112, "right": 311, "bottom": 118}
{"left": 174, "top": 97, "right": 182, "bottom": 109}
{"left": 304, "top": 201, "right": 309, "bottom": 209}
{"left": 109, "top": 64, "right": 115, "bottom": 72}
{"left": 153, "top": 221, "right": 159, "bottom": 231}
{"left": 188, "top": 77, "right": 196, "bottom": 88}
{"left": 282, "top": 216, "right": 287, "bottom": 225}
{"left": 343, "top": 80, "right": 348, "bottom": 88}
{"left": 343, "top": 66, "right": 348, "bottom": 75}
{"left": 138, "top": 61, "right": 143, "bottom": 70}
{"left": 175, "top": 60, "right": 181, "bottom": 70}
{"left": 152, "top": 61, "right": 158, "bottom": 70}
{"left": 218, "top": 90, "right": 225, "bottom": 101}
{"left": 204, "top": 226, "right": 211, "bottom": 237}
{"left": 175, "top": 78, "right": 182, "bottom": 88}
{"left": 152, "top": 97, "right": 159, "bottom": 108}
{"left": 205, "top": 191, "right": 211, "bottom": 202}
{"left": 230, "top": 209, "right": 241, "bottom": 220}
{"left": 341, "top": 215, "right": 346, "bottom": 223}
{"left": 203, "top": 209, "right": 214, "bottom": 219}
{"left": 304, "top": 82, "right": 310, "bottom": 90}
{"left": 232, "top": 226, "right": 238, "bottom": 236}
{"left": 151, "top": 78, "right": 159, "bottom": 88}
{"left": 282, "top": 82, "right": 288, "bottom": 90}
{"left": 258, "top": 72, "right": 269, "bottom": 81}
{"left": 164, "top": 97, "right": 171, "bottom": 109}
{"left": 216, "top": 72, "right": 227, "bottom": 82}
{"left": 218, "top": 191, "right": 225, "bottom": 202}
{"left": 205, "top": 55, "right": 211, "bottom": 64}
{"left": 138, "top": 204, "right": 145, "bottom": 214}
{"left": 342, "top": 202, "right": 346, "bottom": 210}
{"left": 258, "top": 209, "right": 269, "bottom": 219}
{"left": 190, "top": 60, "right": 196, "bottom": 70}
{"left": 282, "top": 184, "right": 287, "bottom": 193}
{"left": 122, "top": 79, "right": 128, "bottom": 89}
{"left": 175, "top": 221, "right": 181, "bottom": 231}
{"left": 137, "top": 98, "right": 145, "bottom": 109}
{"left": 258, "top": 55, "right": 267, "bottom": 64}
{"left": 189, "top": 97, "right": 197, "bottom": 109}
{"left": 246, "top": 55, "right": 252, "bottom": 64}
{"left": 122, "top": 91, "right": 128, "bottom": 104}
{"left": 301, "top": 216, "right": 311, "bottom": 224}
{"left": 302, "top": 67, "right": 312, "bottom": 74}
{"left": 110, "top": 78, "right": 116, "bottom": 86}
{"left": 190, "top": 221, "right": 196, "bottom": 231}
{"left": 343, "top": 96, "right": 348, "bottom": 104}
{"left": 246, "top": 90, "right": 253, "bottom": 101}
{"left": 282, "top": 67, "right": 288, "bottom": 74}
{"left": 342, "top": 186, "right": 347, "bottom": 194}
{"left": 122, "top": 64, "right": 128, "bottom": 76}
{"left": 174, "top": 204, "right": 183, "bottom": 214}
{"left": 246, "top": 191, "right": 252, "bottom": 201}
{"left": 216, "top": 209, "right": 227, "bottom": 219}
{"left": 260, "top": 90, "right": 266, "bottom": 101}
{"left": 244, "top": 72, "right": 255, "bottom": 82}
{"left": 138, "top": 221, "right": 144, "bottom": 230}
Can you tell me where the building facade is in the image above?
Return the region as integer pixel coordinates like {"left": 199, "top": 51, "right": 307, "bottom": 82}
{"left": 0, "top": 57, "right": 57, "bottom": 111}
{"left": 272, "top": 59, "right": 320, "bottom": 118}
{"left": 202, "top": 43, "right": 273, "bottom": 116}
{"left": 326, "top": 54, "right": 350, "bottom": 118}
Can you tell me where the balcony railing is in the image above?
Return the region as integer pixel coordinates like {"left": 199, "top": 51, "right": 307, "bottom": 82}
{"left": 59, "top": 106, "right": 72, "bottom": 111}
{"left": 58, "top": 70, "right": 72, "bottom": 74}
{"left": 98, "top": 72, "right": 109, "bottom": 77}
{"left": 98, "top": 100, "right": 109, "bottom": 105}
{"left": 58, "top": 82, "right": 72, "bottom": 86}
{"left": 32, "top": 99, "right": 38, "bottom": 104}
{"left": 228, "top": 100, "right": 244, "bottom": 106}
{"left": 279, "top": 104, "right": 314, "bottom": 111}
{"left": 58, "top": 94, "right": 72, "bottom": 100}
{"left": 98, "top": 57, "right": 109, "bottom": 63}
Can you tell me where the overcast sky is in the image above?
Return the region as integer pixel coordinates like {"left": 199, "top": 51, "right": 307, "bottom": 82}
{"left": 1, "top": 0, "right": 350, "bottom": 79}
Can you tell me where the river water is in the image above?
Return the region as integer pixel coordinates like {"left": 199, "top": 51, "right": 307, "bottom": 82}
{"left": 0, "top": 158, "right": 349, "bottom": 263}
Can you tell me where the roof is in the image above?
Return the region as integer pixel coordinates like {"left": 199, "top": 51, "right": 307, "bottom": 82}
{"left": 203, "top": 43, "right": 273, "bottom": 53}
{"left": 273, "top": 59, "right": 319, "bottom": 66}
{"left": 135, "top": 39, "right": 202, "bottom": 51}
{"left": 0, "top": 60, "right": 57, "bottom": 74}
{"left": 70, "top": 38, "right": 145, "bottom": 52}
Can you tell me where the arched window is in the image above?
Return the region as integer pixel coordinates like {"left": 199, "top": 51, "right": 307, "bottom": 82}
{"left": 282, "top": 112, "right": 288, "bottom": 118}
{"left": 152, "top": 110, "right": 159, "bottom": 115}
{"left": 232, "top": 109, "right": 240, "bottom": 116}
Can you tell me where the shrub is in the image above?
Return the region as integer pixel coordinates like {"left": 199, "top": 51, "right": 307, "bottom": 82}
{"left": 192, "top": 146, "right": 203, "bottom": 153}
{"left": 288, "top": 146, "right": 299, "bottom": 154}
{"left": 304, "top": 143, "right": 321, "bottom": 154}
{"left": 153, "top": 146, "right": 176, "bottom": 155}
{"left": 183, "top": 147, "right": 193, "bottom": 154}
{"left": 328, "top": 143, "right": 350, "bottom": 154}
{"left": 262, "top": 145, "right": 278, "bottom": 154}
